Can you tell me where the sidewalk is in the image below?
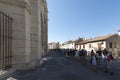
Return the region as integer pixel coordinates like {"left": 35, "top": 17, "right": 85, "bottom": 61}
{"left": 1, "top": 51, "right": 120, "bottom": 80}
{"left": 74, "top": 55, "right": 120, "bottom": 75}
{"left": 0, "top": 68, "right": 16, "bottom": 80}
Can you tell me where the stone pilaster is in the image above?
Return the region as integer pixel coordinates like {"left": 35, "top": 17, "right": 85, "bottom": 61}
{"left": 0, "top": 0, "right": 32, "bottom": 70}
{"left": 0, "top": 0, "right": 48, "bottom": 70}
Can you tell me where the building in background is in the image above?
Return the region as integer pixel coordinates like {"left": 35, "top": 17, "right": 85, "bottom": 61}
{"left": 78, "top": 33, "right": 120, "bottom": 58}
{"left": 48, "top": 42, "right": 60, "bottom": 50}
{"left": 60, "top": 40, "right": 75, "bottom": 49}
{"left": 0, "top": 0, "right": 48, "bottom": 70}
{"left": 61, "top": 32, "right": 120, "bottom": 58}
{"left": 74, "top": 38, "right": 84, "bottom": 50}
{"left": 60, "top": 38, "right": 83, "bottom": 50}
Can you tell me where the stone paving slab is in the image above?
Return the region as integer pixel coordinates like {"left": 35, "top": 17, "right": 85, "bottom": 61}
{"left": 1, "top": 51, "right": 120, "bottom": 80}
{"left": 0, "top": 68, "right": 16, "bottom": 80}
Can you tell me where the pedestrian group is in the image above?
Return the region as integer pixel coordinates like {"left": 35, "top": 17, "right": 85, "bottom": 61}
{"left": 63, "top": 48, "right": 114, "bottom": 75}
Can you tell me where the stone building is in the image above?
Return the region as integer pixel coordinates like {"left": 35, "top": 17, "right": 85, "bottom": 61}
{"left": 0, "top": 0, "right": 48, "bottom": 70}
{"left": 77, "top": 33, "right": 120, "bottom": 58}
{"left": 48, "top": 42, "right": 60, "bottom": 50}
{"left": 60, "top": 40, "right": 75, "bottom": 49}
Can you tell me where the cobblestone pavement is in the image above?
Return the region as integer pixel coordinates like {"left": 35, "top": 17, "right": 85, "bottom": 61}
{"left": 2, "top": 51, "right": 120, "bottom": 80}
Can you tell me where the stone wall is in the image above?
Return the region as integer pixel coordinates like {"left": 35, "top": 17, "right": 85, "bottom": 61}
{"left": 0, "top": 0, "right": 48, "bottom": 70}
{"left": 28, "top": 0, "right": 48, "bottom": 68}
{"left": 106, "top": 34, "right": 120, "bottom": 57}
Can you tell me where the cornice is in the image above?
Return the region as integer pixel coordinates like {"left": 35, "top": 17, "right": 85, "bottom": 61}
{"left": 41, "top": 0, "right": 48, "bottom": 14}
{"left": 0, "top": 0, "right": 32, "bottom": 14}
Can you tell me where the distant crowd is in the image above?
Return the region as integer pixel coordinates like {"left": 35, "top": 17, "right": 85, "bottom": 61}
{"left": 53, "top": 48, "right": 114, "bottom": 75}
{"left": 49, "top": 48, "right": 114, "bottom": 75}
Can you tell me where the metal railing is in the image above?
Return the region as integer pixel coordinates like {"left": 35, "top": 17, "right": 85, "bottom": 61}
{"left": 0, "top": 11, "right": 13, "bottom": 69}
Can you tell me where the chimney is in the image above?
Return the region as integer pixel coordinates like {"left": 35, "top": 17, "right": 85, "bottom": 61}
{"left": 118, "top": 30, "right": 120, "bottom": 36}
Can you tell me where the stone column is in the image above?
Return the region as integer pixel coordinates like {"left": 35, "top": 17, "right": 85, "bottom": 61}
{"left": 40, "top": 0, "right": 48, "bottom": 56}
{"left": 12, "top": 0, "right": 31, "bottom": 70}
{"left": 29, "top": 0, "right": 44, "bottom": 67}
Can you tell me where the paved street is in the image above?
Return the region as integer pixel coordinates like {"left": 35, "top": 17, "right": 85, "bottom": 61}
{"left": 2, "top": 51, "right": 120, "bottom": 80}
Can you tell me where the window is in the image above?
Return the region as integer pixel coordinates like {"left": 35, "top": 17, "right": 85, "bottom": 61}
{"left": 98, "top": 44, "right": 102, "bottom": 49}
{"left": 79, "top": 45, "right": 81, "bottom": 49}
{"left": 83, "top": 44, "right": 85, "bottom": 48}
{"left": 114, "top": 43, "right": 117, "bottom": 48}
{"left": 79, "top": 45, "right": 81, "bottom": 50}
{"left": 89, "top": 44, "right": 91, "bottom": 48}
{"left": 109, "top": 42, "right": 112, "bottom": 48}
{"left": 77, "top": 45, "right": 78, "bottom": 48}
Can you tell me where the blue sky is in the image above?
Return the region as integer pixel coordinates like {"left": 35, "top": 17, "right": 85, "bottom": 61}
{"left": 47, "top": 0, "right": 120, "bottom": 43}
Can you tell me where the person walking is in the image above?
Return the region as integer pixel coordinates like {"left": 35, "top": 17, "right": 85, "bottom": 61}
{"left": 96, "top": 49, "right": 102, "bottom": 63}
{"left": 105, "top": 52, "right": 114, "bottom": 75}
{"left": 90, "top": 50, "right": 97, "bottom": 72}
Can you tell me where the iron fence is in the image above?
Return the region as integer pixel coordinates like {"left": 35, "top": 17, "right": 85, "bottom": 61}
{"left": 0, "top": 11, "right": 13, "bottom": 69}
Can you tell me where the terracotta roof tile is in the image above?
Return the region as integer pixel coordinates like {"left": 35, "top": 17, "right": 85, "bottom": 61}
{"left": 79, "top": 40, "right": 89, "bottom": 44}
{"left": 79, "top": 34, "right": 115, "bottom": 44}
{"left": 88, "top": 34, "right": 114, "bottom": 42}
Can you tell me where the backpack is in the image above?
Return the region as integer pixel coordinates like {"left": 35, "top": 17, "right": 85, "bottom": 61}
{"left": 107, "top": 56, "right": 111, "bottom": 62}
{"left": 107, "top": 55, "right": 114, "bottom": 62}
{"left": 109, "top": 55, "right": 114, "bottom": 60}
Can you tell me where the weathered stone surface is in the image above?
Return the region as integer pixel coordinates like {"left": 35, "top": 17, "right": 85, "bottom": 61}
{"left": 0, "top": 0, "right": 48, "bottom": 70}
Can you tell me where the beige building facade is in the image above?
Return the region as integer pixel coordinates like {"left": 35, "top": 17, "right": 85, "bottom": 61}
{"left": 0, "top": 0, "right": 48, "bottom": 70}
{"left": 60, "top": 41, "right": 75, "bottom": 49}
{"left": 48, "top": 42, "right": 60, "bottom": 50}
{"left": 77, "top": 34, "right": 120, "bottom": 58}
